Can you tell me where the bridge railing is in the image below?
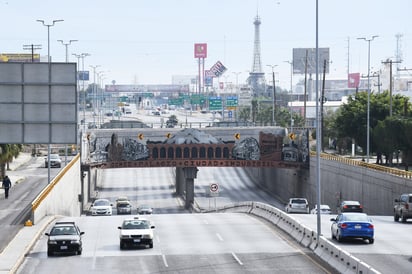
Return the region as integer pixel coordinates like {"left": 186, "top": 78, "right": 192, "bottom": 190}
{"left": 311, "top": 151, "right": 412, "bottom": 179}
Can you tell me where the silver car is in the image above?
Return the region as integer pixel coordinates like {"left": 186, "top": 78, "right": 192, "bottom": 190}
{"left": 285, "top": 198, "right": 309, "bottom": 214}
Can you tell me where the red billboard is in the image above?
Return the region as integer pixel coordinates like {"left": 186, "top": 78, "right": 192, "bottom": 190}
{"left": 194, "top": 43, "right": 207, "bottom": 58}
{"left": 348, "top": 73, "right": 360, "bottom": 88}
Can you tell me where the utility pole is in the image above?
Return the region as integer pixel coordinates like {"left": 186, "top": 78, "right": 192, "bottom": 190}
{"left": 23, "top": 44, "right": 42, "bottom": 62}
{"left": 382, "top": 59, "right": 401, "bottom": 117}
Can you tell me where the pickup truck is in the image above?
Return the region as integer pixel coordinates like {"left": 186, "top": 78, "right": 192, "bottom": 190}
{"left": 394, "top": 193, "right": 412, "bottom": 222}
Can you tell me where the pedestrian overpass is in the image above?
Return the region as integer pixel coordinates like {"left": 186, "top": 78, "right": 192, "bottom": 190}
{"left": 81, "top": 126, "right": 309, "bottom": 208}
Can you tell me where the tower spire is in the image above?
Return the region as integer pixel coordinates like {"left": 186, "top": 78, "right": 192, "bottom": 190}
{"left": 248, "top": 13, "right": 265, "bottom": 96}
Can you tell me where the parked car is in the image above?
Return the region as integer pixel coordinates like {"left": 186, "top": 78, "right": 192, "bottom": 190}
{"left": 285, "top": 198, "right": 309, "bottom": 214}
{"left": 137, "top": 204, "right": 153, "bottom": 215}
{"left": 118, "top": 217, "right": 155, "bottom": 249}
{"left": 330, "top": 212, "right": 374, "bottom": 244}
{"left": 117, "top": 201, "right": 132, "bottom": 215}
{"left": 394, "top": 193, "right": 412, "bottom": 222}
{"left": 338, "top": 200, "right": 363, "bottom": 213}
{"left": 310, "top": 204, "right": 332, "bottom": 214}
{"left": 90, "top": 199, "right": 113, "bottom": 216}
{"left": 45, "top": 221, "right": 85, "bottom": 256}
{"left": 44, "top": 154, "right": 62, "bottom": 168}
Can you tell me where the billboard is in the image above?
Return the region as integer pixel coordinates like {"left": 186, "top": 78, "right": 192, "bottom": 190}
{"left": 292, "top": 48, "right": 330, "bottom": 75}
{"left": 210, "top": 61, "right": 227, "bottom": 77}
{"left": 0, "top": 53, "right": 40, "bottom": 62}
{"left": 194, "top": 43, "right": 207, "bottom": 58}
{"left": 0, "top": 62, "right": 77, "bottom": 144}
{"left": 78, "top": 71, "right": 89, "bottom": 81}
{"left": 348, "top": 73, "right": 360, "bottom": 88}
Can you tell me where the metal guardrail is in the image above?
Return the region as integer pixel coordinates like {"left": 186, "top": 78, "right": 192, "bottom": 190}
{"left": 311, "top": 151, "right": 412, "bottom": 179}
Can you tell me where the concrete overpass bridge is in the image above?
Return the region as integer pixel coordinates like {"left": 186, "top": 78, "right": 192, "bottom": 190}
{"left": 81, "top": 126, "right": 309, "bottom": 208}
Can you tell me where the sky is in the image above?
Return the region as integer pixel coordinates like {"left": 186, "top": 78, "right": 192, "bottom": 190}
{"left": 1, "top": 0, "right": 411, "bottom": 89}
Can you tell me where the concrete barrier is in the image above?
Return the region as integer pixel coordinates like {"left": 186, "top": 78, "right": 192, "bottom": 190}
{"left": 299, "top": 225, "right": 313, "bottom": 247}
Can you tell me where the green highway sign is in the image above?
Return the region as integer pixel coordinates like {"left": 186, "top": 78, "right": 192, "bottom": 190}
{"left": 190, "top": 94, "right": 206, "bottom": 105}
{"left": 209, "top": 97, "right": 222, "bottom": 110}
{"left": 226, "top": 96, "right": 238, "bottom": 107}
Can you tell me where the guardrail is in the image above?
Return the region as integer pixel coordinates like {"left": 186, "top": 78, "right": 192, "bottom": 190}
{"left": 208, "top": 202, "right": 381, "bottom": 274}
{"left": 312, "top": 151, "right": 412, "bottom": 179}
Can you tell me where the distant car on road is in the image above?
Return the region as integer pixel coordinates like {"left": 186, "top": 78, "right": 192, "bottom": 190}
{"left": 44, "top": 154, "right": 62, "bottom": 168}
{"left": 91, "top": 199, "right": 113, "bottom": 216}
{"left": 330, "top": 212, "right": 374, "bottom": 244}
{"left": 45, "top": 221, "right": 85, "bottom": 256}
{"left": 394, "top": 193, "right": 412, "bottom": 222}
{"left": 310, "top": 204, "right": 332, "bottom": 214}
{"left": 285, "top": 198, "right": 309, "bottom": 214}
{"left": 117, "top": 201, "right": 132, "bottom": 215}
{"left": 137, "top": 204, "right": 153, "bottom": 215}
{"left": 118, "top": 217, "right": 155, "bottom": 249}
{"left": 338, "top": 200, "right": 363, "bottom": 213}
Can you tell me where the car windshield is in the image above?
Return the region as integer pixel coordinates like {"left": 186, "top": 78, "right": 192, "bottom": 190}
{"left": 343, "top": 214, "right": 369, "bottom": 222}
{"left": 292, "top": 199, "right": 307, "bottom": 204}
{"left": 50, "top": 154, "right": 60, "bottom": 159}
{"left": 122, "top": 220, "right": 150, "bottom": 229}
{"left": 118, "top": 203, "right": 131, "bottom": 208}
{"left": 94, "top": 200, "right": 109, "bottom": 206}
{"left": 50, "top": 226, "right": 77, "bottom": 235}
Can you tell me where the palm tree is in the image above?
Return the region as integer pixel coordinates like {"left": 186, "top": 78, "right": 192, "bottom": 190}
{"left": 0, "top": 144, "right": 23, "bottom": 178}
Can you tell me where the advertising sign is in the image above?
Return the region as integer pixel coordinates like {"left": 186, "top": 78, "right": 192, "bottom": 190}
{"left": 210, "top": 61, "right": 227, "bottom": 77}
{"left": 348, "top": 73, "right": 360, "bottom": 88}
{"left": 194, "top": 43, "right": 207, "bottom": 58}
{"left": 292, "top": 48, "right": 330, "bottom": 75}
{"left": 78, "top": 71, "right": 89, "bottom": 81}
{"left": 0, "top": 53, "right": 40, "bottom": 62}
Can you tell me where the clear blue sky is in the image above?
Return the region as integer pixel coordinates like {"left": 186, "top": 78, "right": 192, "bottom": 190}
{"left": 1, "top": 0, "right": 410, "bottom": 89}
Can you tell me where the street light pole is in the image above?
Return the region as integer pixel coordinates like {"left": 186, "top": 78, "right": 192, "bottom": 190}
{"left": 232, "top": 72, "right": 241, "bottom": 121}
{"left": 58, "top": 39, "right": 78, "bottom": 62}
{"left": 36, "top": 19, "right": 64, "bottom": 62}
{"left": 37, "top": 19, "right": 63, "bottom": 184}
{"left": 357, "top": 35, "right": 378, "bottom": 163}
{"left": 284, "top": 61, "right": 294, "bottom": 128}
{"left": 266, "top": 65, "right": 278, "bottom": 125}
{"left": 90, "top": 65, "right": 101, "bottom": 126}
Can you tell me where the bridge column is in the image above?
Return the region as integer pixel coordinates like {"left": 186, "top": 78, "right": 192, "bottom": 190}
{"left": 183, "top": 167, "right": 198, "bottom": 209}
{"left": 175, "top": 167, "right": 185, "bottom": 195}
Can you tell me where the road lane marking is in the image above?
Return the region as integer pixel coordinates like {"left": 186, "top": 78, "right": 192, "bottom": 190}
{"left": 216, "top": 233, "right": 224, "bottom": 241}
{"left": 162, "top": 254, "right": 169, "bottom": 267}
{"left": 231, "top": 252, "right": 243, "bottom": 265}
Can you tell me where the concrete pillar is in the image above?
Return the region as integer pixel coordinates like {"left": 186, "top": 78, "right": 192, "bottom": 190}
{"left": 185, "top": 178, "right": 194, "bottom": 208}
{"left": 175, "top": 167, "right": 185, "bottom": 195}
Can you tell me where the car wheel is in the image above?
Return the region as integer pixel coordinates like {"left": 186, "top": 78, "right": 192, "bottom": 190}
{"left": 47, "top": 250, "right": 52, "bottom": 257}
{"left": 77, "top": 248, "right": 82, "bottom": 255}
{"left": 120, "top": 241, "right": 125, "bottom": 250}
{"left": 394, "top": 213, "right": 400, "bottom": 222}
{"left": 149, "top": 243, "right": 153, "bottom": 248}
{"left": 331, "top": 229, "right": 335, "bottom": 240}
{"left": 369, "top": 238, "right": 374, "bottom": 244}
{"left": 336, "top": 231, "right": 343, "bottom": 242}
{"left": 401, "top": 212, "right": 407, "bottom": 223}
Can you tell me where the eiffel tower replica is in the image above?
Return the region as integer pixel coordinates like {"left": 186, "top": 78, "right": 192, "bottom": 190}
{"left": 248, "top": 14, "right": 266, "bottom": 97}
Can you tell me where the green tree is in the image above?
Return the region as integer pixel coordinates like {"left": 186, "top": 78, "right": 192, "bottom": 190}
{"left": 0, "top": 144, "right": 23, "bottom": 178}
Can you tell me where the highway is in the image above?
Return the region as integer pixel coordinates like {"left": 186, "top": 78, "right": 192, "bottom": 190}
{"left": 17, "top": 168, "right": 335, "bottom": 274}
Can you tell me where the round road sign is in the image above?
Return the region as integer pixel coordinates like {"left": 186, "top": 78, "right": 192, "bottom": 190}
{"left": 210, "top": 183, "right": 219, "bottom": 193}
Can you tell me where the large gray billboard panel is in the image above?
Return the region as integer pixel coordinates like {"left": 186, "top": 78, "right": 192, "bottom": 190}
{"left": 0, "top": 62, "right": 77, "bottom": 144}
{"left": 292, "top": 48, "right": 330, "bottom": 75}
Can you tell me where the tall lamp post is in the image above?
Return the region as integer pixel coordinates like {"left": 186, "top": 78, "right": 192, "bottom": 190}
{"left": 58, "top": 39, "right": 78, "bottom": 62}
{"left": 73, "top": 53, "right": 90, "bottom": 128}
{"left": 266, "top": 65, "right": 278, "bottom": 125}
{"left": 357, "top": 35, "right": 378, "bottom": 163}
{"left": 37, "top": 19, "right": 63, "bottom": 184}
{"left": 90, "top": 65, "right": 100, "bottom": 125}
{"left": 284, "top": 60, "right": 294, "bottom": 128}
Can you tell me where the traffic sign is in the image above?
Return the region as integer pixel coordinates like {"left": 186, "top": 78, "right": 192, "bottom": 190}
{"left": 234, "top": 133, "right": 240, "bottom": 140}
{"left": 210, "top": 183, "right": 219, "bottom": 194}
{"left": 209, "top": 97, "right": 222, "bottom": 111}
{"left": 138, "top": 133, "right": 144, "bottom": 140}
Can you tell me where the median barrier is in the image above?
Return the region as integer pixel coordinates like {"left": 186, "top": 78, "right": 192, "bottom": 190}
{"left": 276, "top": 213, "right": 295, "bottom": 235}
{"left": 314, "top": 236, "right": 334, "bottom": 264}
{"left": 309, "top": 232, "right": 318, "bottom": 250}
{"left": 356, "top": 260, "right": 381, "bottom": 274}
{"left": 299, "top": 225, "right": 314, "bottom": 247}
{"left": 290, "top": 222, "right": 305, "bottom": 242}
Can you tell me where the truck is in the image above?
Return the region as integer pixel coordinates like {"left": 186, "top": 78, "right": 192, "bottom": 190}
{"left": 394, "top": 193, "right": 412, "bottom": 223}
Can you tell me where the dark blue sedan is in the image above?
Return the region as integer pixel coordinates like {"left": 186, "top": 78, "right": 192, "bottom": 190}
{"left": 330, "top": 212, "right": 374, "bottom": 244}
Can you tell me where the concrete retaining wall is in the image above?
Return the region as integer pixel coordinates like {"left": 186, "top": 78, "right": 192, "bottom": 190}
{"left": 31, "top": 155, "right": 82, "bottom": 224}
{"left": 246, "top": 156, "right": 412, "bottom": 215}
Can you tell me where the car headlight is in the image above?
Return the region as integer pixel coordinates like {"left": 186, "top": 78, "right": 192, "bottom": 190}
{"left": 48, "top": 240, "right": 57, "bottom": 245}
{"left": 70, "top": 240, "right": 81, "bottom": 244}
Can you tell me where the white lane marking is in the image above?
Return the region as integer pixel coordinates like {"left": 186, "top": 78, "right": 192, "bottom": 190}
{"left": 231, "top": 252, "right": 243, "bottom": 265}
{"left": 162, "top": 254, "right": 169, "bottom": 267}
{"left": 216, "top": 233, "right": 224, "bottom": 241}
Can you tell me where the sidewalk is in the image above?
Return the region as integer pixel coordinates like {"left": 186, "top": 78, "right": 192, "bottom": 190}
{"left": 0, "top": 153, "right": 33, "bottom": 197}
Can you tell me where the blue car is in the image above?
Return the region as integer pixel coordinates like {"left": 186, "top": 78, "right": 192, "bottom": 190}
{"left": 330, "top": 212, "right": 374, "bottom": 244}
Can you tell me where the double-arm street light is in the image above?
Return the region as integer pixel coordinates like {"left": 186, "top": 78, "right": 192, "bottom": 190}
{"left": 36, "top": 19, "right": 64, "bottom": 62}
{"left": 357, "top": 35, "right": 379, "bottom": 163}
{"left": 73, "top": 53, "right": 91, "bottom": 128}
{"left": 266, "top": 64, "right": 278, "bottom": 125}
{"left": 58, "top": 39, "right": 78, "bottom": 62}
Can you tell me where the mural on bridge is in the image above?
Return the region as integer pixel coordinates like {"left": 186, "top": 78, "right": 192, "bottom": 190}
{"left": 87, "top": 128, "right": 309, "bottom": 168}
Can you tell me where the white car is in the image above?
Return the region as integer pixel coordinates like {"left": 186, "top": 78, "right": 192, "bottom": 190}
{"left": 90, "top": 199, "right": 113, "bottom": 216}
{"left": 285, "top": 198, "right": 309, "bottom": 214}
{"left": 44, "top": 154, "right": 62, "bottom": 168}
{"left": 118, "top": 217, "right": 155, "bottom": 249}
{"left": 310, "top": 204, "right": 332, "bottom": 214}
